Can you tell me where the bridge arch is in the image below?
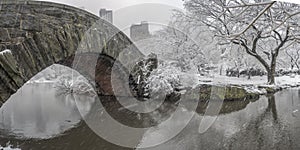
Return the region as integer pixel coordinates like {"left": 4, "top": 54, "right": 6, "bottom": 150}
{"left": 0, "top": 1, "right": 142, "bottom": 106}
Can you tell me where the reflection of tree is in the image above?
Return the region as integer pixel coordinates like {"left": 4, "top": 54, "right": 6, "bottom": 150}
{"left": 266, "top": 95, "right": 278, "bottom": 122}
{"left": 244, "top": 95, "right": 279, "bottom": 125}
{"left": 227, "top": 95, "right": 292, "bottom": 149}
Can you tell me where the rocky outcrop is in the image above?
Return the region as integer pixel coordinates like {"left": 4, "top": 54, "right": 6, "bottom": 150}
{"left": 183, "top": 84, "right": 260, "bottom": 102}
{"left": 0, "top": 1, "right": 142, "bottom": 106}
{"left": 161, "top": 84, "right": 260, "bottom": 115}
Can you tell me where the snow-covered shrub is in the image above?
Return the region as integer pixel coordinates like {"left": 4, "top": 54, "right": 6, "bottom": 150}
{"left": 55, "top": 75, "right": 96, "bottom": 96}
{"left": 0, "top": 49, "right": 12, "bottom": 55}
{"left": 276, "top": 68, "right": 300, "bottom": 76}
{"left": 130, "top": 53, "right": 159, "bottom": 97}
{"left": 0, "top": 144, "right": 21, "bottom": 150}
{"left": 144, "top": 62, "right": 181, "bottom": 97}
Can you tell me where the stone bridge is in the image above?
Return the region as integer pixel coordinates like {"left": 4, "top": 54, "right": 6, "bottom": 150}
{"left": 0, "top": 1, "right": 144, "bottom": 106}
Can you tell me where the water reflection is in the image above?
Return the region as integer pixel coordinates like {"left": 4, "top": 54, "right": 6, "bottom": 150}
{"left": 267, "top": 95, "right": 278, "bottom": 121}
{"left": 0, "top": 83, "right": 94, "bottom": 139}
{"left": 0, "top": 83, "right": 299, "bottom": 150}
{"left": 140, "top": 89, "right": 300, "bottom": 150}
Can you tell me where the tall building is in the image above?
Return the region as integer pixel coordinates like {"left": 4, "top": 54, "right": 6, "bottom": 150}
{"left": 99, "top": 8, "right": 113, "bottom": 23}
{"left": 130, "top": 21, "right": 151, "bottom": 41}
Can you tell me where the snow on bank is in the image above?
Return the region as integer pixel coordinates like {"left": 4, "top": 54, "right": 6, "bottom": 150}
{"left": 178, "top": 72, "right": 300, "bottom": 94}
{"left": 195, "top": 74, "right": 300, "bottom": 94}
{"left": 0, "top": 145, "right": 21, "bottom": 150}
{"left": 275, "top": 75, "right": 300, "bottom": 87}
{"left": 26, "top": 78, "right": 57, "bottom": 84}
{"left": 0, "top": 49, "right": 12, "bottom": 55}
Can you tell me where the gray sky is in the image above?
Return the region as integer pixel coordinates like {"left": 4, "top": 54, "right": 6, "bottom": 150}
{"left": 43, "top": 0, "right": 299, "bottom": 16}
{"left": 44, "top": 0, "right": 185, "bottom": 35}
{"left": 43, "top": 0, "right": 299, "bottom": 35}
{"left": 44, "top": 0, "right": 184, "bottom": 15}
{"left": 114, "top": 3, "right": 182, "bottom": 33}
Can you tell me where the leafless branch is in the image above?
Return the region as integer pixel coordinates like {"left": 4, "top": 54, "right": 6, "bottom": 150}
{"left": 225, "top": 1, "right": 276, "bottom": 9}
{"left": 227, "top": 1, "right": 276, "bottom": 40}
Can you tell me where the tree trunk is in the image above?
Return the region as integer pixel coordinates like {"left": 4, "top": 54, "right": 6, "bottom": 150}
{"left": 267, "top": 95, "right": 278, "bottom": 121}
{"left": 254, "top": 56, "right": 275, "bottom": 85}
{"left": 219, "top": 65, "right": 223, "bottom": 75}
{"left": 268, "top": 55, "right": 277, "bottom": 85}
{"left": 267, "top": 69, "right": 275, "bottom": 84}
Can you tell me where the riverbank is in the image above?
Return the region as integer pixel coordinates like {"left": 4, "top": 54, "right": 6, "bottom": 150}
{"left": 0, "top": 145, "right": 21, "bottom": 150}
{"left": 213, "top": 75, "right": 300, "bottom": 94}
{"left": 178, "top": 74, "right": 300, "bottom": 101}
{"left": 26, "top": 70, "right": 300, "bottom": 102}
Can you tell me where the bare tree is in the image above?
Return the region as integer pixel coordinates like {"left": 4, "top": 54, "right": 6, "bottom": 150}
{"left": 180, "top": 0, "right": 300, "bottom": 84}
{"left": 285, "top": 46, "right": 300, "bottom": 70}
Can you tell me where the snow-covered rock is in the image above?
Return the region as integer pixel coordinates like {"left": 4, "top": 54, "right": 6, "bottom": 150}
{"left": 0, "top": 145, "right": 21, "bottom": 150}
{"left": 0, "top": 49, "right": 12, "bottom": 55}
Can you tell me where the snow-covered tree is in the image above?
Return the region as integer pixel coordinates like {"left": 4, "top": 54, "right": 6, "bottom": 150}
{"left": 136, "top": 26, "right": 207, "bottom": 74}
{"left": 144, "top": 62, "right": 181, "bottom": 98}
{"left": 180, "top": 0, "right": 300, "bottom": 84}
{"left": 285, "top": 44, "right": 300, "bottom": 70}
{"left": 55, "top": 75, "right": 96, "bottom": 96}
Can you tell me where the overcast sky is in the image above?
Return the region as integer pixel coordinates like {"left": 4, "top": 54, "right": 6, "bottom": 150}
{"left": 43, "top": 0, "right": 299, "bottom": 15}
{"left": 43, "top": 0, "right": 184, "bottom": 15}
{"left": 43, "top": 0, "right": 184, "bottom": 35}
{"left": 42, "top": 0, "right": 300, "bottom": 35}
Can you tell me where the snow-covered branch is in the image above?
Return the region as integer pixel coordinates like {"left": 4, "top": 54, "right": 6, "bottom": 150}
{"left": 179, "top": 0, "right": 300, "bottom": 84}
{"left": 225, "top": 1, "right": 275, "bottom": 9}
{"left": 227, "top": 1, "right": 276, "bottom": 40}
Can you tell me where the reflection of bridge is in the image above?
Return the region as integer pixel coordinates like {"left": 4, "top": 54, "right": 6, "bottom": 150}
{"left": 0, "top": 1, "right": 142, "bottom": 106}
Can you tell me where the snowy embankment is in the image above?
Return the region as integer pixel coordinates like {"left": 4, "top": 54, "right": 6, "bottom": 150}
{"left": 0, "top": 49, "right": 12, "bottom": 55}
{"left": 0, "top": 145, "right": 21, "bottom": 150}
{"left": 26, "top": 77, "right": 57, "bottom": 84}
{"left": 194, "top": 74, "right": 300, "bottom": 95}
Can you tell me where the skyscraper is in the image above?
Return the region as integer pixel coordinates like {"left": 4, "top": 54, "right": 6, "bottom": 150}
{"left": 130, "top": 21, "right": 151, "bottom": 41}
{"left": 99, "top": 8, "right": 113, "bottom": 23}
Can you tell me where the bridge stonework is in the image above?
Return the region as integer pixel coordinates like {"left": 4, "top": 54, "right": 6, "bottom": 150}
{"left": 0, "top": 1, "right": 142, "bottom": 106}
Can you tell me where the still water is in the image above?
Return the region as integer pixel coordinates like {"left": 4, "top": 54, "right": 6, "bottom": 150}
{"left": 0, "top": 83, "right": 299, "bottom": 150}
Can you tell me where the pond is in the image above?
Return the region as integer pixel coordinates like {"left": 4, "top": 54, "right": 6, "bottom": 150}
{"left": 0, "top": 83, "right": 299, "bottom": 150}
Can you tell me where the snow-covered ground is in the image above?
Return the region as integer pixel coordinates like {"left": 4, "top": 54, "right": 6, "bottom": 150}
{"left": 0, "top": 145, "right": 21, "bottom": 150}
{"left": 197, "top": 75, "right": 300, "bottom": 86}
{"left": 0, "top": 49, "right": 12, "bottom": 56}
{"left": 26, "top": 77, "right": 57, "bottom": 84}
{"left": 26, "top": 62, "right": 300, "bottom": 96}
{"left": 194, "top": 74, "right": 300, "bottom": 94}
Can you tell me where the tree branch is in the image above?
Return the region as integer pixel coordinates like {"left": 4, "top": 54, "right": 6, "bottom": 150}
{"left": 227, "top": 1, "right": 276, "bottom": 40}
{"left": 225, "top": 1, "right": 276, "bottom": 9}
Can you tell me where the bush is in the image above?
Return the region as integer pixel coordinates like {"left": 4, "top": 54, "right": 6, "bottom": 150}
{"left": 144, "top": 63, "right": 181, "bottom": 98}
{"left": 54, "top": 75, "right": 96, "bottom": 96}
